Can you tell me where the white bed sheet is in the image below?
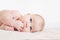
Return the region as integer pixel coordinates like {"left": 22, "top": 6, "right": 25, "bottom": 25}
{"left": 0, "top": 28, "right": 60, "bottom": 40}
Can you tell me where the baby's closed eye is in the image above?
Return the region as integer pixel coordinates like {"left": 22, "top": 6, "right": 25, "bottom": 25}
{"left": 30, "top": 26, "right": 32, "bottom": 30}
{"left": 30, "top": 18, "right": 32, "bottom": 22}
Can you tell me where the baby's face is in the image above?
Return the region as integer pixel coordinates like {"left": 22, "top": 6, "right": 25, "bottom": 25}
{"left": 23, "top": 14, "right": 44, "bottom": 32}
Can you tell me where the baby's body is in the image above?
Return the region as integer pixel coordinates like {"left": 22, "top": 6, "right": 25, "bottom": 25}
{"left": 0, "top": 10, "right": 45, "bottom": 32}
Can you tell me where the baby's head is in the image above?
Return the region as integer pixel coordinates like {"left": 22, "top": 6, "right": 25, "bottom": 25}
{"left": 24, "top": 14, "right": 45, "bottom": 32}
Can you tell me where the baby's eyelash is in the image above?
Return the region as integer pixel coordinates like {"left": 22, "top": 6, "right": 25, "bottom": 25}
{"left": 30, "top": 18, "right": 32, "bottom": 22}
{"left": 30, "top": 18, "right": 32, "bottom": 30}
{"left": 30, "top": 26, "right": 32, "bottom": 30}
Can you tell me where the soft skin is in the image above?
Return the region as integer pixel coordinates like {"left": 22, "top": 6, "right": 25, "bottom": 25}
{"left": 23, "top": 14, "right": 45, "bottom": 32}
{"left": 0, "top": 10, "right": 45, "bottom": 32}
{"left": 0, "top": 10, "right": 26, "bottom": 31}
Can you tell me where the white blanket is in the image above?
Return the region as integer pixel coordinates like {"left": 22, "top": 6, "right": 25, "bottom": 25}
{"left": 0, "top": 28, "right": 60, "bottom": 40}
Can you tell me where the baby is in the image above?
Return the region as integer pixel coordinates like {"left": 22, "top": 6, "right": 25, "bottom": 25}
{"left": 0, "top": 10, "right": 45, "bottom": 32}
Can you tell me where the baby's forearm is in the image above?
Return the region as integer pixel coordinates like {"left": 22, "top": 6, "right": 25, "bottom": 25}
{"left": 1, "top": 18, "right": 23, "bottom": 29}
{"left": 0, "top": 24, "right": 14, "bottom": 31}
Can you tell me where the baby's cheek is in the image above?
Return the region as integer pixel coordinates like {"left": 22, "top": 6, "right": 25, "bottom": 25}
{"left": 21, "top": 26, "right": 30, "bottom": 32}
{"left": 25, "top": 27, "right": 30, "bottom": 32}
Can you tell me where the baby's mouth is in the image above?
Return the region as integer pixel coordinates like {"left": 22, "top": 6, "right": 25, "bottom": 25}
{"left": 14, "top": 27, "right": 18, "bottom": 31}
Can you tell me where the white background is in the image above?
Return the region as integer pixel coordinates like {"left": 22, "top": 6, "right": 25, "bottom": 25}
{"left": 0, "top": 0, "right": 60, "bottom": 28}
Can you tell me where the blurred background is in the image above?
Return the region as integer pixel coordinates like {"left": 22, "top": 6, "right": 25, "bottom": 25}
{"left": 0, "top": 0, "right": 60, "bottom": 29}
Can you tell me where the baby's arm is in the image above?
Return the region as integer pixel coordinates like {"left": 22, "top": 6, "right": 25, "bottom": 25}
{"left": 0, "top": 24, "right": 14, "bottom": 31}
{"left": 0, "top": 10, "right": 23, "bottom": 31}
